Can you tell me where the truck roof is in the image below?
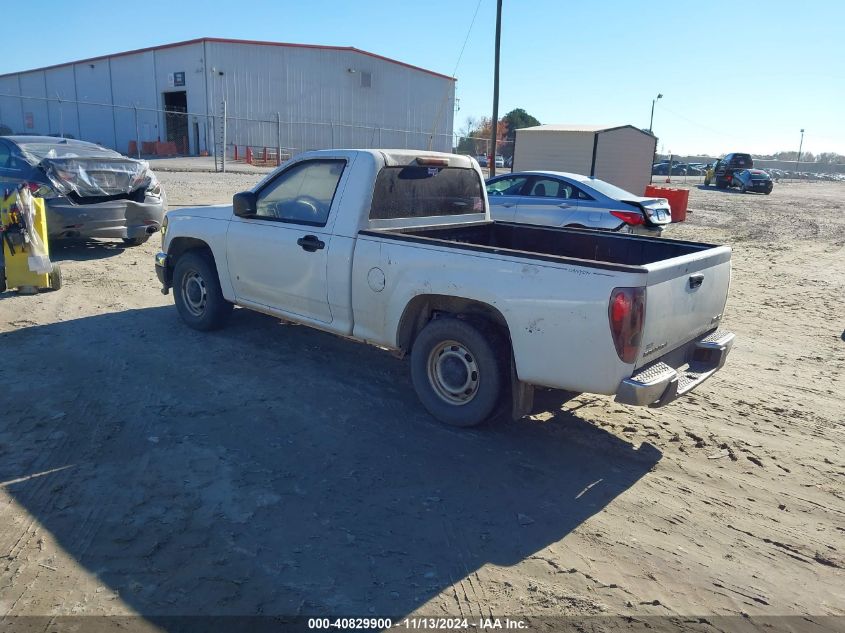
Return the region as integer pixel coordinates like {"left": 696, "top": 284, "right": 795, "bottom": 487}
{"left": 303, "top": 149, "right": 475, "bottom": 169}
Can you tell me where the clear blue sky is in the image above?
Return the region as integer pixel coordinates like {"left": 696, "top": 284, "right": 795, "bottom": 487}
{"left": 3, "top": 0, "right": 842, "bottom": 156}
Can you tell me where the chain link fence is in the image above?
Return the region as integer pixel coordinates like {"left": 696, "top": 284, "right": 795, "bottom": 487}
{"left": 0, "top": 93, "right": 512, "bottom": 172}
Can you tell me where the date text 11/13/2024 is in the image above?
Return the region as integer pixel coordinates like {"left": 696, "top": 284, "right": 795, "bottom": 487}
{"left": 308, "top": 617, "right": 529, "bottom": 630}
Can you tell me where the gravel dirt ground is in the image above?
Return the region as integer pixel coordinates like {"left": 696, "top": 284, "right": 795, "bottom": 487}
{"left": 0, "top": 173, "right": 842, "bottom": 626}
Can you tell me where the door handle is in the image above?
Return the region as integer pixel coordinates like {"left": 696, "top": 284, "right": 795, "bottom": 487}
{"left": 502, "top": 203, "right": 514, "bottom": 208}
{"left": 558, "top": 203, "right": 572, "bottom": 208}
{"left": 297, "top": 235, "right": 325, "bottom": 252}
{"left": 689, "top": 273, "right": 704, "bottom": 289}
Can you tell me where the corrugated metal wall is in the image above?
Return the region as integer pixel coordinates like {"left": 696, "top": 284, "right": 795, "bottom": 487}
{"left": 0, "top": 40, "right": 455, "bottom": 155}
{"left": 205, "top": 41, "right": 454, "bottom": 153}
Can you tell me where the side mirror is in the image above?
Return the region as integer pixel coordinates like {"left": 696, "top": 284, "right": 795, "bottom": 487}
{"left": 233, "top": 191, "right": 257, "bottom": 217}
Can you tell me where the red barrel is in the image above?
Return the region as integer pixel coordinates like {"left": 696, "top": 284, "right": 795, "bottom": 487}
{"left": 645, "top": 185, "right": 689, "bottom": 222}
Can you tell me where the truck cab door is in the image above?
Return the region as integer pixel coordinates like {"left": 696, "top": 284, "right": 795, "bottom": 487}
{"left": 225, "top": 159, "right": 347, "bottom": 324}
{"left": 515, "top": 176, "right": 578, "bottom": 227}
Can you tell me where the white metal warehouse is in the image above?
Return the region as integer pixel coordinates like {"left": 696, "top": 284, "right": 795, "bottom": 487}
{"left": 0, "top": 37, "right": 457, "bottom": 158}
{"left": 512, "top": 124, "right": 657, "bottom": 196}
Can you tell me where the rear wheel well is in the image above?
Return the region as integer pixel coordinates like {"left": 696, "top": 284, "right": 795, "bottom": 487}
{"left": 397, "top": 295, "right": 511, "bottom": 355}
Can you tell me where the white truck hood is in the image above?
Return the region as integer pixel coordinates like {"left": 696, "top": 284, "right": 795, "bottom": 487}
{"left": 168, "top": 204, "right": 233, "bottom": 221}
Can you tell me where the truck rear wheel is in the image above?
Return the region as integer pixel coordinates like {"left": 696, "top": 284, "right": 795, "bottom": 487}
{"left": 172, "top": 250, "right": 233, "bottom": 331}
{"left": 410, "top": 317, "right": 505, "bottom": 427}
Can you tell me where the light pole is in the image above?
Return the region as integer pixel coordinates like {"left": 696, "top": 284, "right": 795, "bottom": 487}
{"left": 649, "top": 93, "right": 663, "bottom": 133}
{"left": 649, "top": 93, "right": 663, "bottom": 185}
{"left": 796, "top": 128, "right": 805, "bottom": 175}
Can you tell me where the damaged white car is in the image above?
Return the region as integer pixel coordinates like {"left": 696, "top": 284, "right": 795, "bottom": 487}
{"left": 0, "top": 136, "right": 166, "bottom": 246}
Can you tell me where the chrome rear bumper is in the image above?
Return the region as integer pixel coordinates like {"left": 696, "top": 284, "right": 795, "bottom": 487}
{"left": 615, "top": 329, "right": 735, "bottom": 407}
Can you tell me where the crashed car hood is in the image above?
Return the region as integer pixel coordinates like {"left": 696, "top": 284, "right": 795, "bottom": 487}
{"left": 40, "top": 157, "right": 151, "bottom": 198}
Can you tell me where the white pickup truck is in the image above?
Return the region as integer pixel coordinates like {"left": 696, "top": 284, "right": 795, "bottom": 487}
{"left": 155, "top": 150, "right": 734, "bottom": 427}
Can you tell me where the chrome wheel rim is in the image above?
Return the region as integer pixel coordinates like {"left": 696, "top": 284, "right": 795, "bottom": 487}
{"left": 427, "top": 340, "right": 480, "bottom": 405}
{"left": 181, "top": 269, "right": 207, "bottom": 317}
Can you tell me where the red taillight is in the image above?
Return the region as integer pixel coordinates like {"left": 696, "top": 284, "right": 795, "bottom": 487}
{"left": 26, "top": 182, "right": 40, "bottom": 193}
{"left": 610, "top": 210, "right": 645, "bottom": 225}
{"left": 726, "top": 175, "right": 732, "bottom": 182}
{"left": 608, "top": 287, "right": 646, "bottom": 363}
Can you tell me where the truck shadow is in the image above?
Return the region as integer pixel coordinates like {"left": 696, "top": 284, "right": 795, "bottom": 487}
{"left": 0, "top": 306, "right": 660, "bottom": 621}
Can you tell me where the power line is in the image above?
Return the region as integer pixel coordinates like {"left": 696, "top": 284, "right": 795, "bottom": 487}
{"left": 427, "top": 0, "right": 483, "bottom": 148}
{"left": 451, "top": 0, "right": 484, "bottom": 77}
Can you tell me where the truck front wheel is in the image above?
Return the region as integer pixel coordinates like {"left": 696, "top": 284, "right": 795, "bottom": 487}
{"left": 410, "top": 317, "right": 505, "bottom": 427}
{"left": 172, "top": 250, "right": 233, "bottom": 331}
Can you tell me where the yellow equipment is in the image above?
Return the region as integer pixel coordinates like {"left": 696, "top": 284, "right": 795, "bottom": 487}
{"left": 1, "top": 186, "right": 61, "bottom": 293}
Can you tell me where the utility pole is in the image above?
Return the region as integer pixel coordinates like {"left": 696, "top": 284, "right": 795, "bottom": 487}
{"left": 489, "top": 0, "right": 502, "bottom": 177}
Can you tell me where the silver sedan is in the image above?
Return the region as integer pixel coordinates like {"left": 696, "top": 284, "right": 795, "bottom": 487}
{"left": 486, "top": 171, "right": 671, "bottom": 235}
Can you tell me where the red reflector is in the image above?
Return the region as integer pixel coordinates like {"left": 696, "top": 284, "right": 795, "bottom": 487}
{"left": 608, "top": 287, "right": 646, "bottom": 364}
{"left": 610, "top": 210, "right": 645, "bottom": 225}
{"left": 26, "top": 182, "right": 40, "bottom": 193}
{"left": 416, "top": 157, "right": 449, "bottom": 166}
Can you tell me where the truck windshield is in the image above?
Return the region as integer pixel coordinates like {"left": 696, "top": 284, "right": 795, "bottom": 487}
{"left": 370, "top": 166, "right": 484, "bottom": 219}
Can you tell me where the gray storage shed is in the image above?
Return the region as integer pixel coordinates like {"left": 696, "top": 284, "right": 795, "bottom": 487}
{"left": 512, "top": 124, "right": 657, "bottom": 196}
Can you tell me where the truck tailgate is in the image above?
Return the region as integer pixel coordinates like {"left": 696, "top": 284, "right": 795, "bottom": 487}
{"left": 637, "top": 246, "right": 732, "bottom": 367}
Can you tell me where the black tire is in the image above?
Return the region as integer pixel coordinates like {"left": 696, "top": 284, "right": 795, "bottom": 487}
{"left": 48, "top": 265, "right": 62, "bottom": 291}
{"left": 410, "top": 317, "right": 505, "bottom": 427}
{"left": 172, "top": 250, "right": 233, "bottom": 331}
{"left": 122, "top": 236, "right": 150, "bottom": 247}
{"left": 0, "top": 267, "right": 6, "bottom": 293}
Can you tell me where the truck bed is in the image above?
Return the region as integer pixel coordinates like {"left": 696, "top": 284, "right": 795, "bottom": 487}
{"left": 363, "top": 221, "right": 715, "bottom": 270}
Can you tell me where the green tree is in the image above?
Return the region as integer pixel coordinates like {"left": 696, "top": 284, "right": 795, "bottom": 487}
{"left": 455, "top": 109, "right": 540, "bottom": 159}
{"left": 501, "top": 108, "right": 541, "bottom": 159}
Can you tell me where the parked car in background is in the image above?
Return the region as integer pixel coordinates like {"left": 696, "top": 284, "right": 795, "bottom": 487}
{"left": 652, "top": 161, "right": 675, "bottom": 175}
{"left": 714, "top": 152, "right": 753, "bottom": 189}
{"left": 0, "top": 136, "right": 166, "bottom": 245}
{"left": 475, "top": 154, "right": 488, "bottom": 167}
{"left": 732, "top": 169, "right": 773, "bottom": 194}
{"left": 669, "top": 163, "right": 701, "bottom": 176}
{"left": 494, "top": 155, "right": 505, "bottom": 168}
{"left": 486, "top": 171, "right": 671, "bottom": 236}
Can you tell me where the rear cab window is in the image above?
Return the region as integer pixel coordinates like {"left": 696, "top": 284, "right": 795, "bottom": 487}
{"left": 370, "top": 166, "right": 484, "bottom": 220}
